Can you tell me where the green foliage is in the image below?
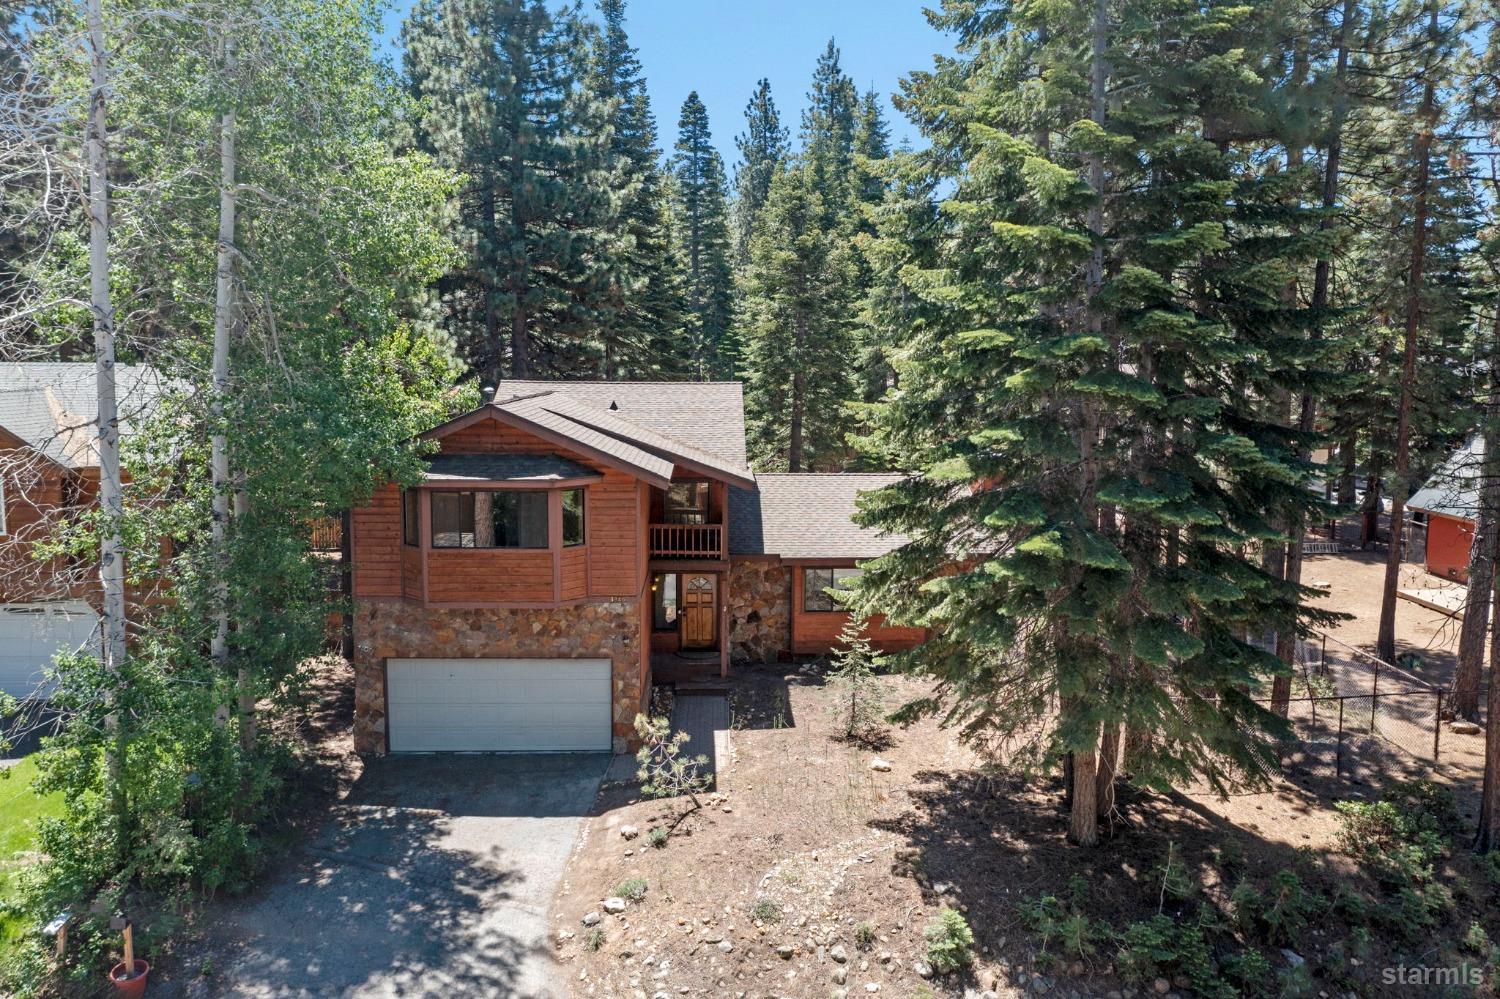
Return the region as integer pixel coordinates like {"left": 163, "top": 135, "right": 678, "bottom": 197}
{"left": 614, "top": 877, "right": 648, "bottom": 903}
{"left": 583, "top": 926, "right": 605, "bottom": 952}
{"left": 1335, "top": 780, "right": 1459, "bottom": 934}
{"left": 922, "top": 907, "right": 975, "bottom": 974}
{"left": 671, "top": 91, "right": 736, "bottom": 378}
{"left": 742, "top": 164, "right": 858, "bottom": 471}
{"left": 827, "top": 616, "right": 890, "bottom": 744}
{"left": 647, "top": 826, "right": 668, "bottom": 849}
{"left": 854, "top": 920, "right": 876, "bottom": 949}
{"left": 732, "top": 78, "right": 788, "bottom": 265}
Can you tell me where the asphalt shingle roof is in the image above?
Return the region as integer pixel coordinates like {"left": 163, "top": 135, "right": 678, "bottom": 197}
{"left": 0, "top": 362, "right": 169, "bottom": 468}
{"left": 498, "top": 380, "right": 748, "bottom": 468}
{"left": 1408, "top": 436, "right": 1484, "bottom": 520}
{"left": 729, "top": 473, "right": 911, "bottom": 560}
{"left": 424, "top": 453, "right": 602, "bottom": 484}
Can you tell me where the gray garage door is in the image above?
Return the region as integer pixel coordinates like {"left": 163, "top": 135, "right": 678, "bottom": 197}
{"left": 386, "top": 657, "right": 612, "bottom": 752}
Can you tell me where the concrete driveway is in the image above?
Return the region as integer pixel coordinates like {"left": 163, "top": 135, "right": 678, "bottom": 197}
{"left": 165, "top": 754, "right": 607, "bottom": 999}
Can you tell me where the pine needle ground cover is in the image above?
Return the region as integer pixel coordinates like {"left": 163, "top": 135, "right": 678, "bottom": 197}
{"left": 0, "top": 757, "right": 65, "bottom": 945}
{"left": 554, "top": 662, "right": 1498, "bottom": 997}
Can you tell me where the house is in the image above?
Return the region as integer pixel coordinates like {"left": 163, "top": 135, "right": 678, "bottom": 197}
{"left": 0, "top": 362, "right": 166, "bottom": 700}
{"left": 348, "top": 380, "right": 922, "bottom": 755}
{"left": 1407, "top": 436, "right": 1483, "bottom": 583}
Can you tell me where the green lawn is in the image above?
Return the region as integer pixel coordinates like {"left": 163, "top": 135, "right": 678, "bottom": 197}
{"left": 0, "top": 757, "right": 64, "bottom": 944}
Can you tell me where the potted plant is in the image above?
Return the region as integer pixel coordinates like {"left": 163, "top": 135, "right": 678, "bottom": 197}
{"left": 108, "top": 917, "right": 150, "bottom": 997}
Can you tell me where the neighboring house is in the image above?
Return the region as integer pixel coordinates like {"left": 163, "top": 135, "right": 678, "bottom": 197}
{"left": 0, "top": 362, "right": 166, "bottom": 700}
{"left": 1407, "top": 436, "right": 1483, "bottom": 583}
{"left": 348, "top": 380, "right": 922, "bottom": 755}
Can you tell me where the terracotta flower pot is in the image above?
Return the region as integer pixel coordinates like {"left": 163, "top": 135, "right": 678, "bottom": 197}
{"left": 109, "top": 959, "right": 150, "bottom": 998}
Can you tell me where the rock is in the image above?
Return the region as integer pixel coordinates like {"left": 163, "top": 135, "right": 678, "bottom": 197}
{"left": 830, "top": 944, "right": 849, "bottom": 964}
{"left": 1452, "top": 720, "right": 1483, "bottom": 735}
{"left": 914, "top": 960, "right": 934, "bottom": 978}
{"left": 869, "top": 758, "right": 893, "bottom": 772}
{"left": 556, "top": 930, "right": 575, "bottom": 943}
{"left": 621, "top": 824, "right": 640, "bottom": 839}
{"left": 833, "top": 965, "right": 849, "bottom": 984}
{"left": 604, "top": 897, "right": 628, "bottom": 914}
{"left": 1154, "top": 979, "right": 1171, "bottom": 995}
{"left": 865, "top": 986, "right": 881, "bottom": 994}
{"left": 1070, "top": 961, "right": 1086, "bottom": 976}
{"left": 717, "top": 940, "right": 734, "bottom": 953}
{"left": 832, "top": 991, "right": 848, "bottom": 999}
{"left": 776, "top": 944, "right": 795, "bottom": 959}
{"left": 1281, "top": 949, "right": 1306, "bottom": 968}
{"left": 582, "top": 911, "right": 602, "bottom": 926}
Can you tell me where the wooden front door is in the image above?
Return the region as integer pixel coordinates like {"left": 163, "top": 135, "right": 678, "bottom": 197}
{"left": 681, "top": 574, "right": 716, "bottom": 648}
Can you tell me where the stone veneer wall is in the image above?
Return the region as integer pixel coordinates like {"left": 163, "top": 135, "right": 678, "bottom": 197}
{"left": 352, "top": 598, "right": 645, "bottom": 755}
{"left": 727, "top": 559, "right": 791, "bottom": 662}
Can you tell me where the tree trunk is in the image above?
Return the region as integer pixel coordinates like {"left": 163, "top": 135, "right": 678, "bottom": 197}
{"left": 1339, "top": 429, "right": 1358, "bottom": 507}
{"left": 86, "top": 0, "right": 128, "bottom": 854}
{"left": 1376, "top": 6, "right": 1439, "bottom": 665}
{"left": 1361, "top": 469, "right": 1382, "bottom": 548}
{"left": 1068, "top": 740, "right": 1100, "bottom": 847}
{"left": 1479, "top": 591, "right": 1500, "bottom": 852}
{"left": 511, "top": 304, "right": 531, "bottom": 378}
{"left": 1457, "top": 306, "right": 1500, "bottom": 719}
{"left": 211, "top": 37, "right": 237, "bottom": 731}
{"left": 1096, "top": 722, "right": 1120, "bottom": 819}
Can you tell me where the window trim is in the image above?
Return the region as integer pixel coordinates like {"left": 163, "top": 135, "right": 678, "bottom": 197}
{"left": 802, "top": 566, "right": 863, "bottom": 613}
{"left": 665, "top": 480, "right": 710, "bottom": 524}
{"left": 652, "top": 572, "right": 679, "bottom": 631}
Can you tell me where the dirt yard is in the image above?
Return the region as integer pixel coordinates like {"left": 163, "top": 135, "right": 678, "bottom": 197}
{"left": 553, "top": 546, "right": 1493, "bottom": 999}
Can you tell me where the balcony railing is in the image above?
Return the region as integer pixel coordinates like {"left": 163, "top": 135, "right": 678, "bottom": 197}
{"left": 650, "top": 523, "right": 723, "bottom": 558}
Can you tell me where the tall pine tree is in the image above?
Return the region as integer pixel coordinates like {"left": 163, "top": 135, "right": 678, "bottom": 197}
{"left": 849, "top": 0, "right": 1336, "bottom": 845}
{"left": 405, "top": 0, "right": 616, "bottom": 379}
{"left": 671, "top": 91, "right": 735, "bottom": 379}
{"left": 801, "top": 38, "right": 859, "bottom": 226}
{"left": 587, "top": 0, "right": 688, "bottom": 379}
{"left": 732, "top": 78, "right": 789, "bottom": 267}
{"left": 742, "top": 166, "right": 857, "bottom": 471}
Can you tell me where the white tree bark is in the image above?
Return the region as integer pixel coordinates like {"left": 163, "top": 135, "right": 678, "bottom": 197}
{"left": 211, "top": 33, "right": 238, "bottom": 732}
{"left": 86, "top": 0, "right": 128, "bottom": 841}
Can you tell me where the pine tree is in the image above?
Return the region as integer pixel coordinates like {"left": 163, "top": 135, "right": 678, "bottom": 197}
{"left": 405, "top": 0, "right": 616, "bottom": 379}
{"left": 827, "top": 615, "right": 890, "bottom": 745}
{"left": 671, "top": 91, "right": 735, "bottom": 379}
{"left": 801, "top": 39, "right": 859, "bottom": 225}
{"left": 588, "top": 0, "right": 688, "bottom": 379}
{"left": 742, "top": 166, "right": 856, "bottom": 471}
{"left": 732, "top": 78, "right": 789, "bottom": 267}
{"left": 848, "top": 0, "right": 1337, "bottom": 845}
{"left": 851, "top": 88, "right": 891, "bottom": 211}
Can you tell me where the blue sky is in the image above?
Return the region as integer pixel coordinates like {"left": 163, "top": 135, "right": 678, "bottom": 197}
{"left": 380, "top": 0, "right": 955, "bottom": 168}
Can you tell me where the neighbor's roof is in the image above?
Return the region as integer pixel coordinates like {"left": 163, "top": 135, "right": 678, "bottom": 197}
{"left": 499, "top": 380, "right": 748, "bottom": 468}
{"left": 0, "top": 362, "right": 169, "bottom": 469}
{"left": 729, "top": 473, "right": 910, "bottom": 560}
{"left": 1408, "top": 436, "right": 1484, "bottom": 520}
{"left": 424, "top": 453, "right": 602, "bottom": 485}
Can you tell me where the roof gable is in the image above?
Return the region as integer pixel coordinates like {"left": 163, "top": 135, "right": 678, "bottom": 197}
{"left": 1408, "top": 435, "right": 1483, "bottom": 520}
{"left": 0, "top": 362, "right": 169, "bottom": 469}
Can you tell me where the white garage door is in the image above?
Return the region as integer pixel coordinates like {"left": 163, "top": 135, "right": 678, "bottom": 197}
{"left": 387, "top": 657, "right": 612, "bottom": 753}
{"left": 0, "top": 602, "right": 99, "bottom": 700}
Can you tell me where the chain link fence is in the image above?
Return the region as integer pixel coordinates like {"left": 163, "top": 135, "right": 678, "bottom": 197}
{"left": 1254, "top": 629, "right": 1443, "bottom": 783}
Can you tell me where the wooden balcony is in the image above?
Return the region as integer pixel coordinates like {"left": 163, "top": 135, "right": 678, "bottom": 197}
{"left": 650, "top": 523, "right": 724, "bottom": 559}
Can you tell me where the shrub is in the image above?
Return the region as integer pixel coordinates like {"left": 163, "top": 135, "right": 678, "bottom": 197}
{"left": 583, "top": 927, "right": 605, "bottom": 952}
{"left": 647, "top": 826, "right": 668, "bottom": 849}
{"left": 1154, "top": 842, "right": 1197, "bottom": 903}
{"left": 854, "top": 921, "right": 877, "bottom": 949}
{"left": 1116, "top": 915, "right": 1175, "bottom": 986}
{"left": 633, "top": 714, "right": 710, "bottom": 839}
{"left": 1336, "top": 781, "right": 1458, "bottom": 934}
{"left": 1464, "top": 921, "right": 1491, "bottom": 954}
{"left": 751, "top": 898, "right": 781, "bottom": 923}
{"left": 1225, "top": 948, "right": 1274, "bottom": 998}
{"left": 923, "top": 907, "right": 975, "bottom": 974}
{"left": 614, "top": 877, "right": 648, "bottom": 903}
{"left": 1261, "top": 870, "right": 1317, "bottom": 945}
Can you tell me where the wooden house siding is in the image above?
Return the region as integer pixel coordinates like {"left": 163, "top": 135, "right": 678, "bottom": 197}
{"left": 790, "top": 564, "right": 928, "bottom": 656}
{"left": 351, "top": 482, "right": 402, "bottom": 598}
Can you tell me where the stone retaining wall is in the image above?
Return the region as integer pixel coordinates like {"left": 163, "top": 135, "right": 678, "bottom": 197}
{"left": 352, "top": 598, "right": 646, "bottom": 754}
{"left": 727, "top": 559, "right": 791, "bottom": 662}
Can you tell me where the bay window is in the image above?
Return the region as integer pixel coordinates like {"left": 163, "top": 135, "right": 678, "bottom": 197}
{"left": 431, "top": 490, "right": 549, "bottom": 549}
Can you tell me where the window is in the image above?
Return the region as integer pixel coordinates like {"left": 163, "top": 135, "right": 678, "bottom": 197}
{"left": 652, "top": 573, "right": 678, "bottom": 630}
{"left": 803, "top": 567, "right": 862, "bottom": 612}
{"left": 562, "top": 488, "right": 586, "bottom": 547}
{"left": 402, "top": 490, "right": 419, "bottom": 546}
{"left": 665, "top": 481, "right": 709, "bottom": 524}
{"left": 430, "top": 490, "right": 549, "bottom": 548}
